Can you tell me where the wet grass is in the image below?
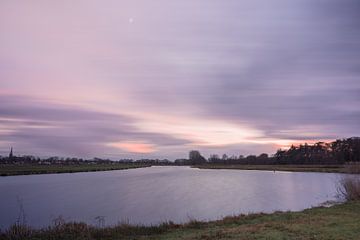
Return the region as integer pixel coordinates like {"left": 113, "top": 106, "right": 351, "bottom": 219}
{"left": 0, "top": 163, "right": 151, "bottom": 176}
{"left": 193, "top": 164, "right": 349, "bottom": 173}
{"left": 1, "top": 201, "right": 359, "bottom": 240}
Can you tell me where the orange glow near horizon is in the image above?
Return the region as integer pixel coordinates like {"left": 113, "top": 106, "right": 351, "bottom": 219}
{"left": 107, "top": 141, "right": 156, "bottom": 154}
{"left": 261, "top": 138, "right": 337, "bottom": 151}
{"left": 132, "top": 113, "right": 264, "bottom": 147}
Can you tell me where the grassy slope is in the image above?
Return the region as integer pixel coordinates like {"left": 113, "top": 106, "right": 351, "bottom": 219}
{"left": 193, "top": 164, "right": 348, "bottom": 173}
{"left": 0, "top": 163, "right": 151, "bottom": 176}
{"left": 156, "top": 201, "right": 360, "bottom": 240}
{"left": 2, "top": 201, "right": 360, "bottom": 240}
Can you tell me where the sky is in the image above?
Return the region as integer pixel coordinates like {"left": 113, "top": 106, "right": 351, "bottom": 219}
{"left": 0, "top": 0, "right": 359, "bottom": 159}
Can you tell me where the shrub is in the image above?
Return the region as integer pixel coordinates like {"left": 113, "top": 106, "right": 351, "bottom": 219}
{"left": 344, "top": 162, "right": 360, "bottom": 174}
{"left": 338, "top": 176, "right": 360, "bottom": 201}
{"left": 4, "top": 224, "right": 33, "bottom": 240}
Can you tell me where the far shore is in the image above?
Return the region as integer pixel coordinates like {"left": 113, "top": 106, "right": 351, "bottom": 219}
{"left": 0, "top": 163, "right": 151, "bottom": 177}
{"left": 1, "top": 163, "right": 358, "bottom": 176}
{"left": 193, "top": 164, "right": 351, "bottom": 173}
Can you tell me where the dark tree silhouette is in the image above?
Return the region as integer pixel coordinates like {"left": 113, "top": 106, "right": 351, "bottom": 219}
{"left": 189, "top": 150, "right": 207, "bottom": 165}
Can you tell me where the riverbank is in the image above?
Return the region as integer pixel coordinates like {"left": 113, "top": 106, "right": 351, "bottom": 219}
{"left": 1, "top": 201, "right": 359, "bottom": 240}
{"left": 193, "top": 164, "right": 350, "bottom": 173}
{"left": 0, "top": 163, "right": 151, "bottom": 176}
{"left": 0, "top": 164, "right": 353, "bottom": 176}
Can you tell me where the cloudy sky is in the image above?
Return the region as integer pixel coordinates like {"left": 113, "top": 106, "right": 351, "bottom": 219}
{"left": 0, "top": 0, "right": 359, "bottom": 159}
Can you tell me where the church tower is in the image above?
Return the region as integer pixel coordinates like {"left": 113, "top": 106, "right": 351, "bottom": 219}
{"left": 9, "top": 147, "right": 13, "bottom": 159}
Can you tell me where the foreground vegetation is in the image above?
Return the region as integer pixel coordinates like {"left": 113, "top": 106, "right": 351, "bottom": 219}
{"left": 0, "top": 163, "right": 151, "bottom": 176}
{"left": 1, "top": 201, "right": 360, "bottom": 240}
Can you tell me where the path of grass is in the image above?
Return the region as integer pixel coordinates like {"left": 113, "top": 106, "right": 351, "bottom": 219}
{"left": 0, "top": 163, "right": 151, "bottom": 176}
{"left": 193, "top": 164, "right": 348, "bottom": 173}
{"left": 1, "top": 201, "right": 359, "bottom": 240}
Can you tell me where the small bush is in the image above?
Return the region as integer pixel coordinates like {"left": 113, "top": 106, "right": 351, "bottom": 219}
{"left": 345, "top": 162, "right": 360, "bottom": 174}
{"left": 338, "top": 176, "right": 360, "bottom": 201}
{"left": 4, "top": 224, "right": 33, "bottom": 240}
{"left": 186, "top": 218, "right": 203, "bottom": 229}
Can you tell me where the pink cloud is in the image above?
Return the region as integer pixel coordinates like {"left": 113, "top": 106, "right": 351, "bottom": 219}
{"left": 108, "top": 141, "right": 156, "bottom": 154}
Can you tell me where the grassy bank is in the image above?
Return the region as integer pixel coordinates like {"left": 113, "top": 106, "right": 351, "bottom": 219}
{"left": 1, "top": 201, "right": 359, "bottom": 240}
{"left": 0, "top": 163, "right": 151, "bottom": 176}
{"left": 1, "top": 164, "right": 357, "bottom": 176}
{"left": 193, "top": 164, "right": 349, "bottom": 173}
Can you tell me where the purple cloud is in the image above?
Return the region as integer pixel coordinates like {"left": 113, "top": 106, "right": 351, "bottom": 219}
{"left": 0, "top": 0, "right": 359, "bottom": 158}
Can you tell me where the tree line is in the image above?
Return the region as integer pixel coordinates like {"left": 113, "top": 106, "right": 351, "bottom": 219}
{"left": 1, "top": 137, "right": 359, "bottom": 166}
{"left": 181, "top": 137, "right": 360, "bottom": 165}
{"left": 0, "top": 155, "right": 173, "bottom": 165}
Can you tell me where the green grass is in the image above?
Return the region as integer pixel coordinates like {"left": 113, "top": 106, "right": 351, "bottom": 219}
{"left": 1, "top": 201, "right": 359, "bottom": 240}
{"left": 193, "top": 164, "right": 349, "bottom": 173}
{"left": 0, "top": 163, "right": 151, "bottom": 176}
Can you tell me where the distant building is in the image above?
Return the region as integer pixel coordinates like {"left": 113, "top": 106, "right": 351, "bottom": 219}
{"left": 9, "top": 147, "right": 13, "bottom": 159}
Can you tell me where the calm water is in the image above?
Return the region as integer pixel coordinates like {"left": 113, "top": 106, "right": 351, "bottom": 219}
{"left": 0, "top": 166, "right": 343, "bottom": 228}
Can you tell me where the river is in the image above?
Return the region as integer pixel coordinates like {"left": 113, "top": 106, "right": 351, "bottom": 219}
{"left": 0, "top": 166, "right": 343, "bottom": 228}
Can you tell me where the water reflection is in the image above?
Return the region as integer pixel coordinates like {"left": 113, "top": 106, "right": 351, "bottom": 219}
{"left": 0, "top": 166, "right": 342, "bottom": 228}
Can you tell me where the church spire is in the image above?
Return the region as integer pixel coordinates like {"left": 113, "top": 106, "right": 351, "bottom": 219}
{"left": 9, "top": 147, "right": 13, "bottom": 159}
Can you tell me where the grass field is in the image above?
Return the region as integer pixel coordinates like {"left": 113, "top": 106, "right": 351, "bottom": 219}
{"left": 0, "top": 163, "right": 151, "bottom": 176}
{"left": 193, "top": 164, "right": 349, "bottom": 173}
{"left": 2, "top": 201, "right": 359, "bottom": 240}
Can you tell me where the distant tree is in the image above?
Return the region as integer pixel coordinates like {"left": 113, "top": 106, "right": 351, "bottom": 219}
{"left": 246, "top": 155, "right": 257, "bottom": 163}
{"left": 208, "top": 154, "right": 220, "bottom": 163}
{"left": 274, "top": 149, "right": 286, "bottom": 164}
{"left": 189, "top": 150, "right": 207, "bottom": 165}
{"left": 258, "top": 153, "right": 268, "bottom": 159}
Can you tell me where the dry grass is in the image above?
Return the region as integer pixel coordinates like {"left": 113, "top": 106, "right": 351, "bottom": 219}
{"left": 338, "top": 176, "right": 360, "bottom": 201}
{"left": 338, "top": 162, "right": 360, "bottom": 201}
{"left": 344, "top": 162, "right": 360, "bottom": 174}
{"left": 1, "top": 202, "right": 360, "bottom": 240}
{"left": 2, "top": 224, "right": 33, "bottom": 240}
